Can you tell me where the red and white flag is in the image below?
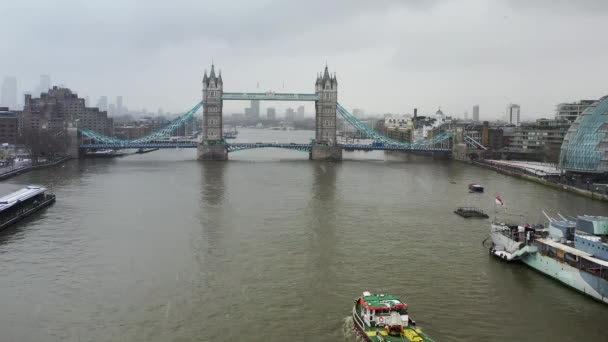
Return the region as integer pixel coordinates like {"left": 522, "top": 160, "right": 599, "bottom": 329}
{"left": 495, "top": 194, "right": 505, "bottom": 206}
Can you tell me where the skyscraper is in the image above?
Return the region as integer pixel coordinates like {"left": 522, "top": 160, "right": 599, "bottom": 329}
{"left": 266, "top": 107, "right": 276, "bottom": 120}
{"left": 251, "top": 100, "right": 260, "bottom": 118}
{"left": 39, "top": 75, "right": 51, "bottom": 94}
{"left": 296, "top": 105, "right": 305, "bottom": 119}
{"left": 353, "top": 108, "right": 365, "bottom": 119}
{"left": 97, "top": 96, "right": 108, "bottom": 111}
{"left": 1, "top": 76, "right": 17, "bottom": 109}
{"left": 245, "top": 99, "right": 260, "bottom": 120}
{"left": 472, "top": 105, "right": 479, "bottom": 122}
{"left": 506, "top": 103, "right": 521, "bottom": 126}
{"left": 116, "top": 96, "right": 123, "bottom": 113}
{"left": 285, "top": 107, "right": 295, "bottom": 121}
{"left": 464, "top": 110, "right": 469, "bottom": 121}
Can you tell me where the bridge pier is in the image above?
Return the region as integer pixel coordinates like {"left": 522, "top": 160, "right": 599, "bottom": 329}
{"left": 197, "top": 143, "right": 228, "bottom": 161}
{"left": 311, "top": 65, "right": 341, "bottom": 161}
{"left": 199, "top": 64, "right": 227, "bottom": 161}
{"left": 310, "top": 145, "right": 342, "bottom": 161}
{"left": 66, "top": 126, "right": 80, "bottom": 158}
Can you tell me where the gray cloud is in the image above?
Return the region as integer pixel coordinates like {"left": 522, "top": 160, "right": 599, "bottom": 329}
{"left": 1, "top": 0, "right": 606, "bottom": 119}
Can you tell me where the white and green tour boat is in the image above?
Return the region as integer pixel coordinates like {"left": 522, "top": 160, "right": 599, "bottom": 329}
{"left": 352, "top": 291, "right": 435, "bottom": 342}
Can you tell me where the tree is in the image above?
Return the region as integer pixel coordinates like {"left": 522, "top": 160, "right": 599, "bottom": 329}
{"left": 18, "top": 126, "right": 67, "bottom": 163}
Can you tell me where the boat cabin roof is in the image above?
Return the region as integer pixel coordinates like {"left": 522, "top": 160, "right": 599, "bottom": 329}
{"left": 361, "top": 294, "right": 406, "bottom": 310}
{"left": 0, "top": 186, "right": 47, "bottom": 212}
{"left": 537, "top": 238, "right": 608, "bottom": 267}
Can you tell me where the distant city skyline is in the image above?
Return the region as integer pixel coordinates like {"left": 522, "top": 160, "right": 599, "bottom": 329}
{"left": 4, "top": 76, "right": 598, "bottom": 123}
{"left": 3, "top": 72, "right": 602, "bottom": 122}
{"left": 2, "top": 1, "right": 607, "bottom": 119}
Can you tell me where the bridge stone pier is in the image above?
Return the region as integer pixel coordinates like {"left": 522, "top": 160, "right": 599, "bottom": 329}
{"left": 198, "top": 64, "right": 228, "bottom": 160}
{"left": 311, "top": 66, "right": 342, "bottom": 161}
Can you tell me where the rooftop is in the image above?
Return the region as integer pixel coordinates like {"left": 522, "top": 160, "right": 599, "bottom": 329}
{"left": 361, "top": 294, "right": 405, "bottom": 310}
{"left": 0, "top": 186, "right": 47, "bottom": 212}
{"left": 485, "top": 160, "right": 561, "bottom": 176}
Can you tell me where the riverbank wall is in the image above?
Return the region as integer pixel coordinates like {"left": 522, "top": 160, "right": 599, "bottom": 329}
{"left": 0, "top": 157, "right": 70, "bottom": 181}
{"left": 472, "top": 160, "right": 608, "bottom": 202}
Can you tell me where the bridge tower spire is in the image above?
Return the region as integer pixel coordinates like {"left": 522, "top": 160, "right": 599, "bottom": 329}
{"left": 311, "top": 65, "right": 342, "bottom": 160}
{"left": 198, "top": 63, "right": 228, "bottom": 160}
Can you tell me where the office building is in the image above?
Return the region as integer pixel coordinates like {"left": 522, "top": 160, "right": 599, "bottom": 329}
{"left": 506, "top": 103, "right": 521, "bottom": 126}
{"left": 472, "top": 105, "right": 479, "bottom": 122}
{"left": 97, "top": 96, "right": 108, "bottom": 112}
{"left": 20, "top": 87, "right": 113, "bottom": 136}
{"left": 296, "top": 105, "right": 305, "bottom": 119}
{"left": 560, "top": 95, "right": 608, "bottom": 173}
{"left": 0, "top": 107, "right": 18, "bottom": 145}
{"left": 384, "top": 115, "right": 413, "bottom": 142}
{"left": 245, "top": 100, "right": 260, "bottom": 120}
{"left": 1, "top": 77, "right": 17, "bottom": 109}
{"left": 508, "top": 118, "right": 570, "bottom": 162}
{"left": 555, "top": 99, "right": 596, "bottom": 122}
{"left": 266, "top": 107, "right": 276, "bottom": 120}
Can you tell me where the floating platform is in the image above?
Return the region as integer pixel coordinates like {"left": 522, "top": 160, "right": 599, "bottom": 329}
{"left": 0, "top": 186, "right": 55, "bottom": 231}
{"left": 454, "top": 207, "right": 489, "bottom": 218}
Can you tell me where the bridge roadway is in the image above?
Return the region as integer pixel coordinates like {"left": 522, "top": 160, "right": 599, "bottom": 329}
{"left": 79, "top": 142, "right": 451, "bottom": 153}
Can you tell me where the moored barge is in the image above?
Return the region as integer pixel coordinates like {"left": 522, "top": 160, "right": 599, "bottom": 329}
{"left": 0, "top": 186, "right": 55, "bottom": 231}
{"left": 454, "top": 207, "right": 489, "bottom": 218}
{"left": 489, "top": 213, "right": 608, "bottom": 304}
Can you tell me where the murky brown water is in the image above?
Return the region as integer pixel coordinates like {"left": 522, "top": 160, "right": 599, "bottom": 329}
{"left": 1, "top": 129, "right": 607, "bottom": 341}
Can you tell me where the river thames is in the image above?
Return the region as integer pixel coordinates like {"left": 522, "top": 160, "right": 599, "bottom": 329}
{"left": 1, "top": 129, "right": 607, "bottom": 341}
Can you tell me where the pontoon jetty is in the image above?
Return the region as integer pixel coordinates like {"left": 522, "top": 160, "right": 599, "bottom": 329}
{"left": 0, "top": 186, "right": 55, "bottom": 231}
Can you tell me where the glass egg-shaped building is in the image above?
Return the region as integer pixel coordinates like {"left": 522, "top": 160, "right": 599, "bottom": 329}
{"left": 559, "top": 95, "right": 608, "bottom": 174}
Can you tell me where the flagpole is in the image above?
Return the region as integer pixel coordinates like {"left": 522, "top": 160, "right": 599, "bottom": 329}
{"left": 493, "top": 194, "right": 497, "bottom": 223}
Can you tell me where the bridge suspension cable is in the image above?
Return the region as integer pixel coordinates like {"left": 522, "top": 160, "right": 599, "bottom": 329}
{"left": 79, "top": 101, "right": 203, "bottom": 145}
{"left": 336, "top": 103, "right": 452, "bottom": 148}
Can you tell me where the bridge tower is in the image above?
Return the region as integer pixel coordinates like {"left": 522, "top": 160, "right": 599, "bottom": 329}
{"left": 311, "top": 65, "right": 342, "bottom": 161}
{"left": 198, "top": 64, "right": 228, "bottom": 160}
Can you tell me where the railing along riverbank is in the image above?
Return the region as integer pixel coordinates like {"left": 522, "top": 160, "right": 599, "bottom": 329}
{"left": 472, "top": 160, "right": 608, "bottom": 202}
{"left": 0, "top": 157, "right": 70, "bottom": 181}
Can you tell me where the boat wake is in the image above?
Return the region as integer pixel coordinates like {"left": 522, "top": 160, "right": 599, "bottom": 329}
{"left": 342, "top": 316, "right": 366, "bottom": 342}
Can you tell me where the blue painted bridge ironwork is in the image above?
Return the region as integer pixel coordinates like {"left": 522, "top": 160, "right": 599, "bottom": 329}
{"left": 222, "top": 92, "right": 318, "bottom": 101}
{"left": 78, "top": 101, "right": 455, "bottom": 154}
{"left": 80, "top": 142, "right": 450, "bottom": 153}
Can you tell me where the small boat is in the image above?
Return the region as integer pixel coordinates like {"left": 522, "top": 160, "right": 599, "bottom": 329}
{"left": 353, "top": 291, "right": 435, "bottom": 341}
{"left": 468, "top": 183, "right": 484, "bottom": 193}
{"left": 85, "top": 149, "right": 125, "bottom": 158}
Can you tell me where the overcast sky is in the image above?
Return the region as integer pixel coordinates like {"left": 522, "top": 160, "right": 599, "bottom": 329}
{"left": 1, "top": 0, "right": 607, "bottom": 119}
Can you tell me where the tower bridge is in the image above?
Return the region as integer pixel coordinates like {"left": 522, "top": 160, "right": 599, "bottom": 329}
{"left": 77, "top": 64, "right": 457, "bottom": 160}
{"left": 199, "top": 64, "right": 342, "bottom": 161}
